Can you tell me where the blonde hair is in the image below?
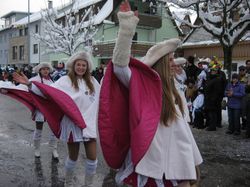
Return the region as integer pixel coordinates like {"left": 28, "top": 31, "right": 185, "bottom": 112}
{"left": 152, "top": 55, "right": 184, "bottom": 126}
{"left": 68, "top": 60, "right": 94, "bottom": 94}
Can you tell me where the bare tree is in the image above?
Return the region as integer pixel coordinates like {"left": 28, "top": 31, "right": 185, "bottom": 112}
{"left": 33, "top": 1, "right": 98, "bottom": 56}
{"left": 166, "top": 0, "right": 250, "bottom": 78}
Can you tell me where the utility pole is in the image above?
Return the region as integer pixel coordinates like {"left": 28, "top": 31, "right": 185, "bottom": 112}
{"left": 27, "top": 0, "right": 30, "bottom": 64}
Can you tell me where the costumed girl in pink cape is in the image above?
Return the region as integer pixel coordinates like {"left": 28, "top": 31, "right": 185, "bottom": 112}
{"left": 98, "top": 1, "right": 203, "bottom": 187}
{"left": 0, "top": 62, "right": 59, "bottom": 159}
{"left": 12, "top": 52, "right": 100, "bottom": 187}
{"left": 28, "top": 62, "right": 59, "bottom": 159}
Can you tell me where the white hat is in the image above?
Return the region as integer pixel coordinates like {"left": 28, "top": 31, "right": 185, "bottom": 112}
{"left": 33, "top": 62, "right": 53, "bottom": 73}
{"left": 174, "top": 57, "right": 186, "bottom": 65}
{"left": 143, "top": 38, "right": 181, "bottom": 67}
{"left": 66, "top": 51, "right": 93, "bottom": 72}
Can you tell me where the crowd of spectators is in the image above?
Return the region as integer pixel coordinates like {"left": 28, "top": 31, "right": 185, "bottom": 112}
{"left": 180, "top": 56, "right": 250, "bottom": 139}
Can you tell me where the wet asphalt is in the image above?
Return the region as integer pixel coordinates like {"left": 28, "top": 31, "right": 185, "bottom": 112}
{"left": 1, "top": 94, "right": 250, "bottom": 187}
{"left": 0, "top": 94, "right": 117, "bottom": 187}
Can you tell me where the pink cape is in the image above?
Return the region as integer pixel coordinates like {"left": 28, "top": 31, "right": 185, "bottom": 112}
{"left": 2, "top": 82, "right": 86, "bottom": 138}
{"left": 98, "top": 58, "right": 162, "bottom": 169}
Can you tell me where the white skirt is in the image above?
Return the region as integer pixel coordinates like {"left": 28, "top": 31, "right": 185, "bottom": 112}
{"left": 34, "top": 110, "right": 45, "bottom": 122}
{"left": 59, "top": 115, "right": 91, "bottom": 142}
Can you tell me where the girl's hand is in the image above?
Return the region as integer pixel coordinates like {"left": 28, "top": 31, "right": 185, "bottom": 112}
{"left": 0, "top": 88, "right": 8, "bottom": 94}
{"left": 119, "top": 0, "right": 138, "bottom": 17}
{"left": 119, "top": 0, "right": 131, "bottom": 12}
{"left": 13, "top": 72, "right": 30, "bottom": 86}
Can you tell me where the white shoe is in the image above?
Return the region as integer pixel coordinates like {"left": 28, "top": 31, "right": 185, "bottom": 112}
{"left": 52, "top": 149, "right": 59, "bottom": 159}
{"left": 34, "top": 140, "right": 41, "bottom": 158}
{"left": 49, "top": 140, "right": 59, "bottom": 160}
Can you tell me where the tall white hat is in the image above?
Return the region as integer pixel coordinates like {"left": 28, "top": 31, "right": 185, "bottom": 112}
{"left": 66, "top": 51, "right": 94, "bottom": 72}
{"left": 143, "top": 38, "right": 181, "bottom": 67}
{"left": 174, "top": 57, "right": 186, "bottom": 65}
{"left": 33, "top": 62, "right": 53, "bottom": 73}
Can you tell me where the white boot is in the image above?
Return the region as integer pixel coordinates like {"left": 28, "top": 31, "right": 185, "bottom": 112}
{"left": 34, "top": 139, "right": 41, "bottom": 158}
{"left": 84, "top": 174, "right": 95, "bottom": 187}
{"left": 49, "top": 140, "right": 59, "bottom": 159}
{"left": 65, "top": 169, "right": 74, "bottom": 187}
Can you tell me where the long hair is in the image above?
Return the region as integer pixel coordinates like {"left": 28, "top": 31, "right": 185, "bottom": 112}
{"left": 38, "top": 71, "right": 53, "bottom": 84}
{"left": 68, "top": 60, "right": 94, "bottom": 94}
{"left": 152, "top": 55, "right": 184, "bottom": 126}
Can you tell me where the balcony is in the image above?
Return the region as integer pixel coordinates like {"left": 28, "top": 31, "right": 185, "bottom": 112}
{"left": 93, "top": 40, "right": 154, "bottom": 58}
{"left": 112, "top": 12, "right": 162, "bottom": 29}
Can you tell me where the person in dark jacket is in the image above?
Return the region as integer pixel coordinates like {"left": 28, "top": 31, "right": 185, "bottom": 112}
{"left": 225, "top": 73, "right": 245, "bottom": 135}
{"left": 242, "top": 85, "right": 250, "bottom": 138}
{"left": 204, "top": 66, "right": 224, "bottom": 131}
{"left": 185, "top": 56, "right": 200, "bottom": 82}
{"left": 216, "top": 68, "right": 227, "bottom": 128}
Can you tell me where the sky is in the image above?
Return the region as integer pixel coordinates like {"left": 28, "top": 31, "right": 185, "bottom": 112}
{"left": 0, "top": 0, "right": 71, "bottom": 25}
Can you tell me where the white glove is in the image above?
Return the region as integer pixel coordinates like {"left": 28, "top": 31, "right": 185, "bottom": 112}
{"left": 112, "top": 11, "right": 139, "bottom": 67}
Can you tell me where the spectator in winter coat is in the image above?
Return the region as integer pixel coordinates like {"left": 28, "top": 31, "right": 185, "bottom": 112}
{"left": 245, "top": 60, "right": 250, "bottom": 85}
{"left": 204, "top": 66, "right": 224, "bottom": 131}
{"left": 185, "top": 56, "right": 200, "bottom": 82}
{"left": 225, "top": 73, "right": 245, "bottom": 135}
{"left": 238, "top": 65, "right": 248, "bottom": 130}
{"left": 192, "top": 87, "right": 205, "bottom": 129}
{"left": 52, "top": 61, "right": 67, "bottom": 81}
{"left": 242, "top": 85, "right": 250, "bottom": 138}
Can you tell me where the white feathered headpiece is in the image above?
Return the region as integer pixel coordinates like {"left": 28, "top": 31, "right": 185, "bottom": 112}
{"left": 66, "top": 51, "right": 94, "bottom": 72}
{"left": 143, "top": 38, "right": 181, "bottom": 67}
{"left": 33, "top": 62, "right": 53, "bottom": 73}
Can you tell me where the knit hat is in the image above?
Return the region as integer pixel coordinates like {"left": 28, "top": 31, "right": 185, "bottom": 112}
{"left": 143, "top": 38, "right": 181, "bottom": 67}
{"left": 33, "top": 62, "right": 53, "bottom": 73}
{"left": 174, "top": 57, "right": 186, "bottom": 65}
{"left": 66, "top": 51, "right": 94, "bottom": 72}
{"left": 239, "top": 65, "right": 246, "bottom": 71}
{"left": 232, "top": 73, "right": 239, "bottom": 79}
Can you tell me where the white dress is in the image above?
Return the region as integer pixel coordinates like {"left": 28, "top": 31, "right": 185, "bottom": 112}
{"left": 29, "top": 75, "right": 54, "bottom": 122}
{"left": 31, "top": 75, "right": 100, "bottom": 142}
{"left": 114, "top": 65, "right": 203, "bottom": 186}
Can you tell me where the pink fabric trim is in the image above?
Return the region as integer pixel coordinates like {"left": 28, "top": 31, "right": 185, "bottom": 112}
{"left": 4, "top": 89, "right": 35, "bottom": 113}
{"left": 1, "top": 82, "right": 86, "bottom": 139}
{"left": 31, "top": 81, "right": 86, "bottom": 138}
{"left": 98, "top": 58, "right": 162, "bottom": 169}
{"left": 124, "top": 172, "right": 173, "bottom": 187}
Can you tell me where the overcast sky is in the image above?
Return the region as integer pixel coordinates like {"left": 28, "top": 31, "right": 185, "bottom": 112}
{"left": 0, "top": 0, "right": 71, "bottom": 24}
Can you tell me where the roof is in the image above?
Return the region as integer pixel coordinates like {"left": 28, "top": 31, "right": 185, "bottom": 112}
{"left": 182, "top": 27, "right": 250, "bottom": 47}
{"left": 1, "top": 11, "right": 30, "bottom": 19}
{"left": 13, "top": 0, "right": 113, "bottom": 27}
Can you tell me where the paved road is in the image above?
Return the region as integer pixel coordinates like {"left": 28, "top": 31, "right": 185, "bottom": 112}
{"left": 1, "top": 94, "right": 250, "bottom": 187}
{"left": 0, "top": 94, "right": 115, "bottom": 187}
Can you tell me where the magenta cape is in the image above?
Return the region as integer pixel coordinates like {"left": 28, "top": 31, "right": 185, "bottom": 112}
{"left": 2, "top": 81, "right": 86, "bottom": 138}
{"left": 98, "top": 58, "right": 162, "bottom": 169}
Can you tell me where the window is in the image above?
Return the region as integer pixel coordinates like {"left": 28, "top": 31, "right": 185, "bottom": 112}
{"left": 12, "top": 46, "right": 18, "bottom": 60}
{"left": 19, "top": 45, "right": 24, "bottom": 60}
{"left": 33, "top": 44, "right": 38, "bottom": 54}
{"left": 19, "top": 29, "right": 23, "bottom": 36}
{"left": 25, "top": 27, "right": 28, "bottom": 36}
{"left": 35, "top": 24, "right": 39, "bottom": 33}
{"left": 232, "top": 63, "right": 238, "bottom": 72}
{"left": 132, "top": 32, "right": 138, "bottom": 43}
{"left": 11, "top": 17, "right": 15, "bottom": 24}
